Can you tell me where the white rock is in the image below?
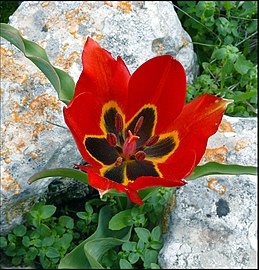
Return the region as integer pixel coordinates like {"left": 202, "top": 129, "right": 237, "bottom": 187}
{"left": 159, "top": 116, "right": 257, "bottom": 269}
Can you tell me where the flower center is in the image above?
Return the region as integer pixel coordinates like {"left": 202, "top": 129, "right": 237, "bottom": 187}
{"left": 105, "top": 113, "right": 159, "bottom": 167}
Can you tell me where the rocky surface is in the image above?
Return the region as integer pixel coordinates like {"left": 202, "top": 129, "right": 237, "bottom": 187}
{"left": 0, "top": 1, "right": 198, "bottom": 233}
{"left": 159, "top": 115, "right": 258, "bottom": 269}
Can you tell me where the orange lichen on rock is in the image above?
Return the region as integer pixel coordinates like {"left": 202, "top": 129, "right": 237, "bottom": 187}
{"left": 152, "top": 39, "right": 165, "bottom": 55}
{"left": 234, "top": 139, "right": 251, "bottom": 151}
{"left": 41, "top": 1, "right": 50, "bottom": 8}
{"left": 1, "top": 170, "right": 22, "bottom": 195}
{"left": 204, "top": 146, "right": 229, "bottom": 164}
{"left": 0, "top": 47, "right": 29, "bottom": 85}
{"left": 104, "top": 1, "right": 113, "bottom": 7}
{"left": 208, "top": 177, "right": 227, "bottom": 195}
{"left": 116, "top": 1, "right": 132, "bottom": 14}
{"left": 218, "top": 119, "right": 234, "bottom": 132}
{"left": 55, "top": 51, "right": 80, "bottom": 71}
{"left": 29, "top": 94, "right": 61, "bottom": 115}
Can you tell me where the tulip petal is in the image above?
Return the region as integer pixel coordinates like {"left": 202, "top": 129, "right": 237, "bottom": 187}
{"left": 128, "top": 175, "right": 187, "bottom": 191}
{"left": 87, "top": 170, "right": 143, "bottom": 205}
{"left": 63, "top": 92, "right": 104, "bottom": 167}
{"left": 74, "top": 37, "right": 130, "bottom": 111}
{"left": 126, "top": 55, "right": 186, "bottom": 132}
{"left": 167, "top": 93, "right": 232, "bottom": 167}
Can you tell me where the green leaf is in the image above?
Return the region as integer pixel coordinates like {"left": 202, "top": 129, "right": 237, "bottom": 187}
{"left": 187, "top": 162, "right": 257, "bottom": 180}
{"left": 42, "top": 236, "right": 55, "bottom": 247}
{"left": 37, "top": 224, "right": 52, "bottom": 237}
{"left": 143, "top": 250, "right": 158, "bottom": 268}
{"left": 13, "top": 224, "right": 27, "bottom": 237}
{"left": 212, "top": 47, "right": 227, "bottom": 60}
{"left": 58, "top": 206, "right": 132, "bottom": 269}
{"left": 128, "top": 252, "right": 140, "bottom": 264}
{"left": 0, "top": 23, "right": 75, "bottom": 104}
{"left": 119, "top": 259, "right": 134, "bottom": 269}
{"left": 151, "top": 226, "right": 161, "bottom": 242}
{"left": 28, "top": 168, "right": 89, "bottom": 185}
{"left": 0, "top": 236, "right": 7, "bottom": 248}
{"left": 135, "top": 227, "right": 151, "bottom": 244}
{"left": 46, "top": 247, "right": 60, "bottom": 258}
{"left": 22, "top": 236, "right": 30, "bottom": 247}
{"left": 39, "top": 205, "right": 56, "bottom": 219}
{"left": 234, "top": 55, "right": 253, "bottom": 75}
{"left": 109, "top": 209, "right": 133, "bottom": 230}
{"left": 59, "top": 216, "right": 74, "bottom": 229}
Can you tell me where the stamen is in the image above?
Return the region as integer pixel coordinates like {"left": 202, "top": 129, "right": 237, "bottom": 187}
{"left": 115, "top": 156, "right": 123, "bottom": 167}
{"left": 145, "top": 134, "right": 159, "bottom": 146}
{"left": 115, "top": 113, "right": 123, "bottom": 133}
{"left": 134, "top": 116, "right": 144, "bottom": 135}
{"left": 106, "top": 132, "right": 117, "bottom": 146}
{"left": 135, "top": 151, "right": 146, "bottom": 161}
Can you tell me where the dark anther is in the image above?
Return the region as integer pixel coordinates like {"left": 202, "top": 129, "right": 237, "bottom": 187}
{"left": 145, "top": 134, "right": 159, "bottom": 146}
{"left": 134, "top": 116, "right": 144, "bottom": 135}
{"left": 135, "top": 150, "right": 146, "bottom": 161}
{"left": 115, "top": 113, "right": 123, "bottom": 133}
{"left": 106, "top": 132, "right": 117, "bottom": 146}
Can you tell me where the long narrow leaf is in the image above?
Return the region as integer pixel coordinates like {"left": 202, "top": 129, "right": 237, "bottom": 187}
{"left": 0, "top": 23, "right": 75, "bottom": 104}
{"left": 187, "top": 162, "right": 257, "bottom": 180}
{"left": 28, "top": 168, "right": 88, "bottom": 185}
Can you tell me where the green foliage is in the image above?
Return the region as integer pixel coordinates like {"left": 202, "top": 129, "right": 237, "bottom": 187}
{"left": 0, "top": 201, "right": 98, "bottom": 269}
{"left": 175, "top": 1, "right": 257, "bottom": 117}
{"left": 0, "top": 1, "right": 19, "bottom": 23}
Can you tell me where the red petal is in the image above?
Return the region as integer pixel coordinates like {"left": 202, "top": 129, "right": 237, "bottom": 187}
{"left": 126, "top": 55, "right": 186, "bottom": 133}
{"left": 168, "top": 93, "right": 231, "bottom": 167}
{"left": 63, "top": 92, "right": 104, "bottom": 167}
{"left": 87, "top": 170, "right": 143, "bottom": 205}
{"left": 74, "top": 37, "right": 130, "bottom": 111}
{"left": 129, "top": 175, "right": 187, "bottom": 191}
{"left": 157, "top": 149, "right": 197, "bottom": 180}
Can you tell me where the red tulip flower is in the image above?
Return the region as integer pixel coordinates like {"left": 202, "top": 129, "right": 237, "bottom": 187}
{"left": 63, "top": 37, "right": 230, "bottom": 205}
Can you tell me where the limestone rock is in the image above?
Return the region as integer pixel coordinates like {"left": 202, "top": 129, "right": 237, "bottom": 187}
{"left": 0, "top": 1, "right": 198, "bottom": 233}
{"left": 159, "top": 115, "right": 257, "bottom": 269}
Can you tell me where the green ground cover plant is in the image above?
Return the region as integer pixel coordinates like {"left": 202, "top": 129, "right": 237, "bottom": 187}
{"left": 174, "top": 1, "right": 257, "bottom": 117}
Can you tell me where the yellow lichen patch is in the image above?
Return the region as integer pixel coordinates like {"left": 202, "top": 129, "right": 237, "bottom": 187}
{"left": 29, "top": 94, "right": 61, "bottom": 115}
{"left": 104, "top": 1, "right": 113, "bottom": 7}
{"left": 116, "top": 1, "right": 132, "bottom": 13}
{"left": 181, "top": 37, "right": 190, "bottom": 48}
{"left": 4, "top": 197, "right": 36, "bottom": 224}
{"left": 234, "top": 139, "right": 251, "bottom": 151}
{"left": 4, "top": 156, "right": 11, "bottom": 164}
{"left": 208, "top": 177, "right": 227, "bottom": 195}
{"left": 0, "top": 47, "right": 29, "bottom": 85}
{"left": 69, "top": 23, "right": 79, "bottom": 35}
{"left": 162, "top": 191, "right": 177, "bottom": 234}
{"left": 31, "top": 72, "right": 48, "bottom": 85}
{"left": 2, "top": 93, "right": 61, "bottom": 162}
{"left": 41, "top": 1, "right": 50, "bottom": 7}
{"left": 55, "top": 51, "right": 80, "bottom": 71}
{"left": 30, "top": 152, "right": 39, "bottom": 159}
{"left": 1, "top": 170, "right": 22, "bottom": 195}
{"left": 218, "top": 119, "right": 234, "bottom": 132}
{"left": 204, "top": 146, "right": 229, "bottom": 164}
{"left": 152, "top": 39, "right": 165, "bottom": 55}
{"left": 92, "top": 33, "right": 106, "bottom": 41}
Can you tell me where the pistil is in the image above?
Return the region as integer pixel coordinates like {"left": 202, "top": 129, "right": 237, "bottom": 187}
{"left": 123, "top": 130, "right": 139, "bottom": 159}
